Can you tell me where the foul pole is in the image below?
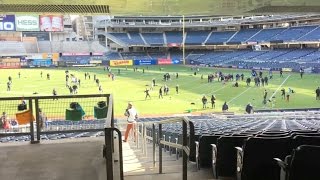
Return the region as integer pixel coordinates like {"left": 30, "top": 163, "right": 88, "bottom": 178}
{"left": 182, "top": 15, "right": 185, "bottom": 65}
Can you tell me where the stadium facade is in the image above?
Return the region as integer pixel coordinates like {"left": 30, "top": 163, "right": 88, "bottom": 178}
{"left": 1, "top": 14, "right": 320, "bottom": 72}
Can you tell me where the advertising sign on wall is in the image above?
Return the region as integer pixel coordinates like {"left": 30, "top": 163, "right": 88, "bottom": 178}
{"left": 0, "top": 15, "right": 15, "bottom": 31}
{"left": 40, "top": 15, "right": 63, "bottom": 32}
{"left": 134, "top": 59, "right": 157, "bottom": 65}
{"left": 15, "top": 15, "right": 39, "bottom": 31}
{"left": 42, "top": 53, "right": 59, "bottom": 61}
{"left": 158, "top": 58, "right": 173, "bottom": 65}
{"left": 110, "top": 60, "right": 133, "bottom": 66}
{"left": 62, "top": 53, "right": 90, "bottom": 56}
{"left": 92, "top": 52, "right": 104, "bottom": 56}
{"left": 172, "top": 59, "right": 181, "bottom": 64}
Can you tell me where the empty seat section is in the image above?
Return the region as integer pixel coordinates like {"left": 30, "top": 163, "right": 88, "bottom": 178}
{"left": 271, "top": 26, "right": 318, "bottom": 42}
{"left": 0, "top": 41, "right": 26, "bottom": 54}
{"left": 249, "top": 28, "right": 286, "bottom": 42}
{"left": 109, "top": 33, "right": 131, "bottom": 44}
{"left": 228, "top": 29, "right": 261, "bottom": 43}
{"left": 165, "top": 31, "right": 183, "bottom": 44}
{"left": 299, "top": 26, "right": 320, "bottom": 41}
{"left": 206, "top": 31, "right": 236, "bottom": 45}
{"left": 128, "top": 32, "right": 145, "bottom": 45}
{"left": 185, "top": 31, "right": 210, "bottom": 45}
{"left": 142, "top": 33, "right": 164, "bottom": 45}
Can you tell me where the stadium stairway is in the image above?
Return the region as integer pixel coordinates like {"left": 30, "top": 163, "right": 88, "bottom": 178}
{"left": 122, "top": 139, "right": 214, "bottom": 180}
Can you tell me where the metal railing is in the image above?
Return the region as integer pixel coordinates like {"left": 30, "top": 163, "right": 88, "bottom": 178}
{"left": 103, "top": 127, "right": 124, "bottom": 180}
{"left": 133, "top": 117, "right": 195, "bottom": 180}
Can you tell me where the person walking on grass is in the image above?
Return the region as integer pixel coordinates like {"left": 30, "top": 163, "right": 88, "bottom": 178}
{"left": 159, "top": 87, "right": 163, "bottom": 99}
{"left": 144, "top": 89, "right": 151, "bottom": 100}
{"left": 202, "top": 95, "right": 208, "bottom": 109}
{"left": 211, "top": 95, "right": 216, "bottom": 109}
{"left": 316, "top": 87, "right": 320, "bottom": 100}
{"left": 222, "top": 102, "right": 229, "bottom": 112}
{"left": 123, "top": 102, "right": 138, "bottom": 143}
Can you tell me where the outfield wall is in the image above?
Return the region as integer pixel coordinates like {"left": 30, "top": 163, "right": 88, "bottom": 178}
{"left": 0, "top": 55, "right": 183, "bottom": 68}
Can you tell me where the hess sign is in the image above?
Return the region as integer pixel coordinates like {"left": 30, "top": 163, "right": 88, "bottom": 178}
{"left": 0, "top": 15, "right": 15, "bottom": 31}
{"left": 15, "top": 15, "right": 40, "bottom": 31}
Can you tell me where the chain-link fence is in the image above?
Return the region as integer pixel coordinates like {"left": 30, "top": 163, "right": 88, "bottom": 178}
{"left": 0, "top": 94, "right": 114, "bottom": 143}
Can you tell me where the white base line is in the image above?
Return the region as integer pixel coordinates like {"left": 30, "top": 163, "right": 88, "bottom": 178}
{"left": 269, "top": 75, "right": 291, "bottom": 101}
{"left": 228, "top": 87, "right": 252, "bottom": 104}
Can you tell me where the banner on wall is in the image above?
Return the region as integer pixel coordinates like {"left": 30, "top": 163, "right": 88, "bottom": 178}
{"left": 0, "top": 15, "right": 15, "bottom": 31}
{"left": 110, "top": 60, "right": 133, "bottom": 66}
{"left": 40, "top": 15, "right": 63, "bottom": 32}
{"left": 42, "top": 53, "right": 59, "bottom": 61}
{"left": 158, "top": 58, "right": 173, "bottom": 65}
{"left": 134, "top": 59, "right": 157, "bottom": 65}
{"left": 15, "top": 15, "right": 40, "bottom": 31}
{"left": 282, "top": 68, "right": 292, "bottom": 72}
{"left": 90, "top": 60, "right": 102, "bottom": 64}
{"left": 172, "top": 59, "right": 181, "bottom": 64}
{"left": 92, "top": 52, "right": 104, "bottom": 56}
{"left": 62, "top": 53, "right": 90, "bottom": 56}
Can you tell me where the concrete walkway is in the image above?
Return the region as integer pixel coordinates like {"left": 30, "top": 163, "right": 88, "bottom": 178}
{"left": 0, "top": 137, "right": 215, "bottom": 180}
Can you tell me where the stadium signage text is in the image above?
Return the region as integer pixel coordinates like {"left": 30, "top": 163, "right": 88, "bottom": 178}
{"left": 40, "top": 15, "right": 64, "bottom": 32}
{"left": 158, "top": 58, "right": 173, "bottom": 65}
{"left": 15, "top": 15, "right": 40, "bottom": 31}
{"left": 134, "top": 59, "right": 157, "bottom": 65}
{"left": 110, "top": 60, "right": 133, "bottom": 66}
{"left": 62, "top": 53, "right": 90, "bottom": 56}
{"left": 0, "top": 15, "right": 15, "bottom": 31}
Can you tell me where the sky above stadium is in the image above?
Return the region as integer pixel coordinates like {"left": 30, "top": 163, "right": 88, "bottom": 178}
{"left": 1, "top": 0, "right": 320, "bottom": 15}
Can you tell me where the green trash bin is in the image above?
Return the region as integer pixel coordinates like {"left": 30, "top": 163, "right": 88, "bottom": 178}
{"left": 94, "top": 106, "right": 108, "bottom": 119}
{"left": 65, "top": 109, "right": 83, "bottom": 121}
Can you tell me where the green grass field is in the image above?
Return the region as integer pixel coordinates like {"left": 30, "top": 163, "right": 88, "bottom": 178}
{"left": 0, "top": 65, "right": 319, "bottom": 117}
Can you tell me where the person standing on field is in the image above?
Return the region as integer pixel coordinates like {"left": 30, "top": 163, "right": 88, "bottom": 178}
{"left": 316, "top": 87, "right": 320, "bottom": 100}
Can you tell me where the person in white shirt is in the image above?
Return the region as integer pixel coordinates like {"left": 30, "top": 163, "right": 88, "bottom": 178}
{"left": 123, "top": 102, "right": 138, "bottom": 142}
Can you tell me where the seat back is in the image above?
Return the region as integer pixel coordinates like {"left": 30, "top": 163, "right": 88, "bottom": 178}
{"left": 292, "top": 135, "right": 320, "bottom": 149}
{"left": 288, "top": 145, "right": 320, "bottom": 180}
{"left": 199, "top": 135, "right": 221, "bottom": 167}
{"left": 241, "top": 136, "right": 292, "bottom": 180}
{"left": 65, "top": 109, "right": 82, "bottom": 121}
{"left": 94, "top": 106, "right": 108, "bottom": 119}
{"left": 216, "top": 136, "right": 249, "bottom": 178}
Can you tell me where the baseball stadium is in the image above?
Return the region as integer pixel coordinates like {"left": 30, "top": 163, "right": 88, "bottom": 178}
{"left": 0, "top": 0, "right": 320, "bottom": 180}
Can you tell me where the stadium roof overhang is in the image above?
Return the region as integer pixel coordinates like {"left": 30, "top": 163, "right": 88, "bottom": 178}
{"left": 0, "top": 0, "right": 319, "bottom": 15}
{"left": 0, "top": 0, "right": 109, "bottom": 14}
{"left": 0, "top": 4, "right": 110, "bottom": 14}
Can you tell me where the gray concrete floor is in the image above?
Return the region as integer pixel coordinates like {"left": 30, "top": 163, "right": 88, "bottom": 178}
{"left": 0, "top": 137, "right": 216, "bottom": 180}
{"left": 0, "top": 138, "right": 106, "bottom": 180}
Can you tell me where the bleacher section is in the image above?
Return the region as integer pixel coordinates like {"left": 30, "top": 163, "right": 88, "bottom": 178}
{"left": 271, "top": 26, "right": 318, "bottom": 42}
{"left": 141, "top": 33, "right": 164, "bottom": 45}
{"left": 249, "top": 28, "right": 286, "bottom": 42}
{"left": 185, "top": 31, "right": 211, "bottom": 45}
{"left": 102, "top": 48, "right": 320, "bottom": 70}
{"left": 0, "top": 41, "right": 26, "bottom": 54}
{"left": 89, "top": 41, "right": 108, "bottom": 52}
{"left": 138, "top": 111, "right": 320, "bottom": 180}
{"left": 228, "top": 29, "right": 261, "bottom": 44}
{"left": 165, "top": 31, "right": 183, "bottom": 44}
{"left": 107, "top": 25, "right": 320, "bottom": 46}
{"left": 38, "top": 41, "right": 52, "bottom": 53}
{"left": 62, "top": 42, "right": 90, "bottom": 53}
{"left": 23, "top": 42, "right": 38, "bottom": 53}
